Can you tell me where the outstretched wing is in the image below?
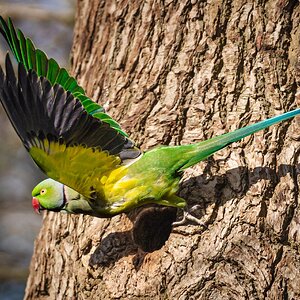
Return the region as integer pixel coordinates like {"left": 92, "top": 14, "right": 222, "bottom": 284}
{"left": 0, "top": 55, "right": 141, "bottom": 200}
{"left": 0, "top": 16, "right": 126, "bottom": 136}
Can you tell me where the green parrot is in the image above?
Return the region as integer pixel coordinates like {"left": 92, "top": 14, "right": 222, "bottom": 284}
{"left": 0, "top": 17, "right": 299, "bottom": 219}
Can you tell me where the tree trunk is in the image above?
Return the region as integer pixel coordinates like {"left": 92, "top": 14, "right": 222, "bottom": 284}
{"left": 25, "top": 0, "right": 300, "bottom": 299}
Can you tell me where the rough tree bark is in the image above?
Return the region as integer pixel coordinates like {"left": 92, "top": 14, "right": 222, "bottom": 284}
{"left": 25, "top": 0, "right": 300, "bottom": 299}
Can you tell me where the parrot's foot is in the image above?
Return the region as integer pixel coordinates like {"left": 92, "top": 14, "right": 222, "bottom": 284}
{"left": 172, "top": 206, "right": 207, "bottom": 227}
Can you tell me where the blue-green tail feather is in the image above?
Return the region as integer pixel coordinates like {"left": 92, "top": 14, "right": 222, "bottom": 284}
{"left": 179, "top": 108, "right": 300, "bottom": 171}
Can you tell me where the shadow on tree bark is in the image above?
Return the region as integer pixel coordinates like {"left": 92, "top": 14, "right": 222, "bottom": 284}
{"left": 87, "top": 163, "right": 299, "bottom": 266}
{"left": 25, "top": 1, "right": 300, "bottom": 299}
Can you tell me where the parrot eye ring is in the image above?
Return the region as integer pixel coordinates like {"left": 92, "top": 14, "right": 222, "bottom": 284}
{"left": 40, "top": 189, "right": 47, "bottom": 195}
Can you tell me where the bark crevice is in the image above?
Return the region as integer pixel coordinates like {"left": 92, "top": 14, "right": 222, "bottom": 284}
{"left": 25, "top": 1, "right": 300, "bottom": 299}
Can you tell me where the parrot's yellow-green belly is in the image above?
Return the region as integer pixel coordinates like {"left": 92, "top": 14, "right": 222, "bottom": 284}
{"left": 99, "top": 165, "right": 185, "bottom": 215}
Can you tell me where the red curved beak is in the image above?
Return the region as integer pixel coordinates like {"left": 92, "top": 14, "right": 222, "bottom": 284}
{"left": 32, "top": 197, "right": 41, "bottom": 214}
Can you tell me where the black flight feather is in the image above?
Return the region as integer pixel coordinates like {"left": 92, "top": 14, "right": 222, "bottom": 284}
{"left": 0, "top": 54, "right": 141, "bottom": 160}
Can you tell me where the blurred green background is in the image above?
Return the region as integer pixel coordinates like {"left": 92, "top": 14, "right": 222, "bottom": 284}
{"left": 0, "top": 1, "right": 75, "bottom": 298}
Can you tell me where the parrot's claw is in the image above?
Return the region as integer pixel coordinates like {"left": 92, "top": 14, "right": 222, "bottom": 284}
{"left": 172, "top": 208, "right": 207, "bottom": 228}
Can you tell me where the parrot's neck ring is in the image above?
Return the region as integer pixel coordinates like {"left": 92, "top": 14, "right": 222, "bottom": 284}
{"left": 49, "top": 184, "right": 67, "bottom": 212}
{"left": 62, "top": 185, "right": 68, "bottom": 207}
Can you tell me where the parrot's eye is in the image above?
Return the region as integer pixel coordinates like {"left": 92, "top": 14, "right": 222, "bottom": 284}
{"left": 40, "top": 189, "right": 47, "bottom": 195}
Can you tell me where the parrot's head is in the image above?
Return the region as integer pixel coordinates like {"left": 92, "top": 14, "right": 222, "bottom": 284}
{"left": 31, "top": 179, "right": 65, "bottom": 213}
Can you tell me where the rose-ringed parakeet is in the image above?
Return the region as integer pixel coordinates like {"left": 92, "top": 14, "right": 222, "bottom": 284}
{"left": 0, "top": 17, "right": 299, "bottom": 219}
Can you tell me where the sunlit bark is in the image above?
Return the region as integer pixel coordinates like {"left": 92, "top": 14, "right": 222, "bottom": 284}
{"left": 25, "top": 1, "right": 300, "bottom": 299}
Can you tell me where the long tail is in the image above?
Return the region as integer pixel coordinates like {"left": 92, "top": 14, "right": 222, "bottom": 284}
{"left": 179, "top": 108, "right": 300, "bottom": 171}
